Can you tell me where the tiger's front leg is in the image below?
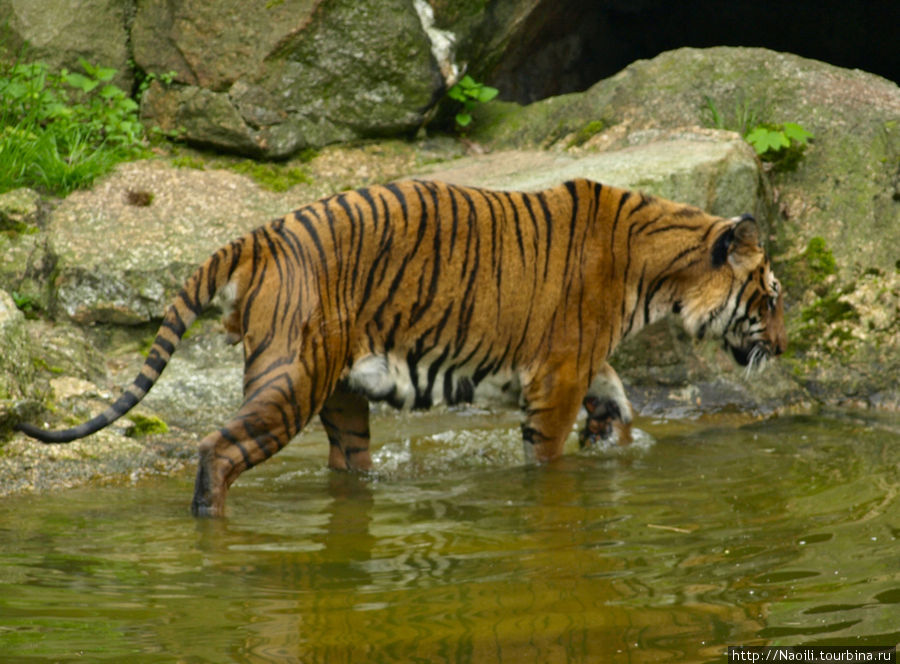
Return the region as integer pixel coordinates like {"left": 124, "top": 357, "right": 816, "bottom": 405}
{"left": 520, "top": 362, "right": 587, "bottom": 463}
{"left": 320, "top": 383, "right": 372, "bottom": 472}
{"left": 579, "top": 362, "right": 633, "bottom": 448}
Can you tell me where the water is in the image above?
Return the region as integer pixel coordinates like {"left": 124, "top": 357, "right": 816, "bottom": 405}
{"left": 1, "top": 409, "right": 898, "bottom": 663}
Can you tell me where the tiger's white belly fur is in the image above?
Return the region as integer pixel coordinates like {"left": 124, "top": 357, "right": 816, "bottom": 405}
{"left": 346, "top": 353, "right": 520, "bottom": 410}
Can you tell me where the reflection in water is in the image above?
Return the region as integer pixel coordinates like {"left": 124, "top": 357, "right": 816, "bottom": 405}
{"left": 0, "top": 412, "right": 898, "bottom": 662}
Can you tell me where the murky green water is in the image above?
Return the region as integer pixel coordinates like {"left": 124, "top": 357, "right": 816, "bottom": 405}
{"left": 1, "top": 409, "right": 898, "bottom": 663}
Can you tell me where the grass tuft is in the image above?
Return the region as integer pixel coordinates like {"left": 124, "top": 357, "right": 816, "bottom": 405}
{"left": 0, "top": 58, "right": 148, "bottom": 196}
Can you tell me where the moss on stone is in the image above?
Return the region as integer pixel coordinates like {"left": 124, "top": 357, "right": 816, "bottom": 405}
{"left": 227, "top": 160, "right": 312, "bottom": 192}
{"left": 566, "top": 120, "right": 607, "bottom": 149}
{"left": 779, "top": 236, "right": 838, "bottom": 302}
{"left": 125, "top": 413, "right": 169, "bottom": 438}
{"left": 802, "top": 237, "right": 837, "bottom": 282}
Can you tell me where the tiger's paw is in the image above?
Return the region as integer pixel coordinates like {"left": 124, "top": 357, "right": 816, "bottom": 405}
{"left": 578, "top": 395, "right": 633, "bottom": 448}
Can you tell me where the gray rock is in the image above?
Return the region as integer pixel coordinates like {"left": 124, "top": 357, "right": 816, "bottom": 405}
{"left": 0, "top": 290, "right": 47, "bottom": 436}
{"left": 0, "top": 188, "right": 41, "bottom": 232}
{"left": 136, "top": 0, "right": 445, "bottom": 157}
{"left": 46, "top": 129, "right": 763, "bottom": 327}
{"left": 420, "top": 128, "right": 765, "bottom": 220}
{"left": 469, "top": 46, "right": 900, "bottom": 279}
{"left": 0, "top": 0, "right": 132, "bottom": 90}
{"left": 46, "top": 160, "right": 304, "bottom": 325}
{"left": 0, "top": 188, "right": 52, "bottom": 317}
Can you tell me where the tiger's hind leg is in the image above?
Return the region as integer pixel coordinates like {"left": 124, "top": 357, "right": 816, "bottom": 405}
{"left": 320, "top": 383, "right": 372, "bottom": 472}
{"left": 579, "top": 362, "right": 633, "bottom": 448}
{"left": 191, "top": 378, "right": 307, "bottom": 517}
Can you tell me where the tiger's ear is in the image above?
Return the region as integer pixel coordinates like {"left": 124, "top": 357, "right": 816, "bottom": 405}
{"left": 733, "top": 214, "right": 760, "bottom": 247}
{"left": 711, "top": 215, "right": 760, "bottom": 268}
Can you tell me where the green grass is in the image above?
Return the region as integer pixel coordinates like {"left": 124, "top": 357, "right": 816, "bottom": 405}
{"left": 0, "top": 58, "right": 147, "bottom": 196}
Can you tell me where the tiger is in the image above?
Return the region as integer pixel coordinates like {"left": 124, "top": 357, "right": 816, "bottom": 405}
{"left": 17, "top": 178, "right": 787, "bottom": 517}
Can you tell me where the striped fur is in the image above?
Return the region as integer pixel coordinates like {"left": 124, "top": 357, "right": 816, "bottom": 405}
{"left": 17, "top": 179, "right": 786, "bottom": 516}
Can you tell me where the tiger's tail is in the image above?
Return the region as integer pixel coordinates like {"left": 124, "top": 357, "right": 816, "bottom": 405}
{"left": 16, "top": 238, "right": 245, "bottom": 444}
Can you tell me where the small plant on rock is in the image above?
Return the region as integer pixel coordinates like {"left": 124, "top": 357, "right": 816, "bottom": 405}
{"left": 744, "top": 122, "right": 813, "bottom": 171}
{"left": 446, "top": 75, "right": 499, "bottom": 129}
{"left": 703, "top": 96, "right": 813, "bottom": 171}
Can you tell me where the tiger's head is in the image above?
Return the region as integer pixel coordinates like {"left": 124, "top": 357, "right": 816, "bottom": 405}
{"left": 676, "top": 214, "right": 787, "bottom": 370}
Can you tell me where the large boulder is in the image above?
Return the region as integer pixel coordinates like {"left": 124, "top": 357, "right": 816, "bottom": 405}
{"left": 46, "top": 130, "right": 763, "bottom": 328}
{"left": 0, "top": 188, "right": 53, "bottom": 317}
{"left": 419, "top": 128, "right": 765, "bottom": 220}
{"left": 469, "top": 47, "right": 900, "bottom": 279}
{"left": 135, "top": 0, "right": 446, "bottom": 157}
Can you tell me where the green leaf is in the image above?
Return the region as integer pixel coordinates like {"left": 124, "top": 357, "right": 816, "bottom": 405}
{"left": 65, "top": 72, "right": 99, "bottom": 93}
{"left": 782, "top": 122, "right": 813, "bottom": 145}
{"left": 476, "top": 85, "right": 499, "bottom": 103}
{"left": 457, "top": 74, "right": 477, "bottom": 89}
{"left": 99, "top": 84, "right": 126, "bottom": 100}
{"left": 77, "top": 58, "right": 99, "bottom": 78}
{"left": 447, "top": 84, "right": 467, "bottom": 102}
{"left": 118, "top": 98, "right": 139, "bottom": 113}
{"left": 95, "top": 66, "right": 117, "bottom": 82}
{"left": 745, "top": 126, "right": 789, "bottom": 155}
{"left": 455, "top": 112, "right": 472, "bottom": 127}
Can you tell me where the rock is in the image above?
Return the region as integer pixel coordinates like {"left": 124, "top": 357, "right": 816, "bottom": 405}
{"left": 0, "top": 290, "right": 48, "bottom": 437}
{"left": 430, "top": 0, "right": 544, "bottom": 82}
{"left": 0, "top": 188, "right": 41, "bottom": 232}
{"left": 135, "top": 0, "right": 445, "bottom": 157}
{"left": 0, "top": 0, "right": 132, "bottom": 90}
{"left": 46, "top": 160, "right": 307, "bottom": 325}
{"left": 0, "top": 188, "right": 53, "bottom": 318}
{"left": 469, "top": 46, "right": 900, "bottom": 279}
{"left": 46, "top": 129, "right": 761, "bottom": 326}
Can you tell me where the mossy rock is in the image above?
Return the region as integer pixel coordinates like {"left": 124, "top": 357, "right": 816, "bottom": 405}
{"left": 124, "top": 413, "right": 169, "bottom": 438}
{"left": 0, "top": 290, "right": 49, "bottom": 438}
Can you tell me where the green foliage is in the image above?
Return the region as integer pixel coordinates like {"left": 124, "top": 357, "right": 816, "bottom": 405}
{"left": 125, "top": 413, "right": 169, "bottom": 438}
{"left": 446, "top": 75, "right": 499, "bottom": 129}
{"left": 703, "top": 96, "right": 813, "bottom": 171}
{"left": 779, "top": 236, "right": 838, "bottom": 311}
{"left": 0, "top": 58, "right": 148, "bottom": 195}
{"left": 745, "top": 122, "right": 813, "bottom": 170}
{"left": 789, "top": 290, "right": 859, "bottom": 357}
{"left": 228, "top": 160, "right": 312, "bottom": 192}
{"left": 10, "top": 290, "right": 37, "bottom": 317}
{"left": 171, "top": 155, "right": 206, "bottom": 170}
